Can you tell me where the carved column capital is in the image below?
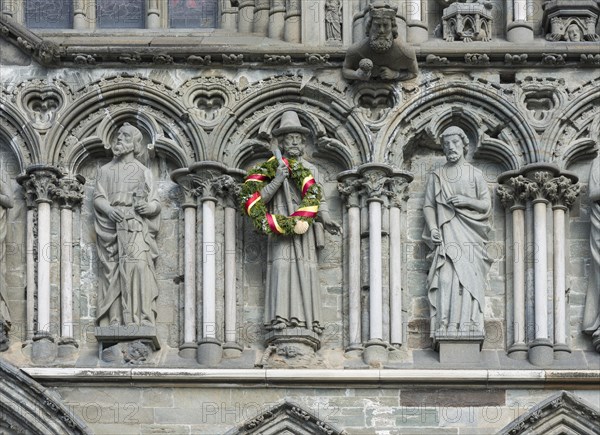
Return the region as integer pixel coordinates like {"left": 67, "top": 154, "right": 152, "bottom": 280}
{"left": 51, "top": 175, "right": 86, "bottom": 210}
{"left": 189, "top": 161, "right": 229, "bottom": 202}
{"left": 17, "top": 165, "right": 62, "bottom": 205}
{"left": 522, "top": 164, "right": 562, "bottom": 204}
{"left": 544, "top": 175, "right": 582, "bottom": 210}
{"left": 386, "top": 171, "right": 414, "bottom": 209}
{"left": 171, "top": 169, "right": 197, "bottom": 208}
{"left": 357, "top": 163, "right": 394, "bottom": 202}
{"left": 213, "top": 174, "right": 241, "bottom": 209}
{"left": 497, "top": 174, "right": 538, "bottom": 210}
{"left": 337, "top": 170, "right": 362, "bottom": 209}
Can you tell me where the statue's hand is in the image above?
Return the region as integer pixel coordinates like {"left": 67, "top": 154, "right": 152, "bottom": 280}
{"left": 430, "top": 228, "right": 442, "bottom": 245}
{"left": 323, "top": 219, "right": 342, "bottom": 235}
{"left": 379, "top": 67, "right": 400, "bottom": 80}
{"left": 108, "top": 208, "right": 124, "bottom": 223}
{"left": 134, "top": 202, "right": 152, "bottom": 216}
{"left": 448, "top": 195, "right": 471, "bottom": 208}
{"left": 355, "top": 68, "right": 371, "bottom": 81}
{"left": 274, "top": 161, "right": 289, "bottom": 183}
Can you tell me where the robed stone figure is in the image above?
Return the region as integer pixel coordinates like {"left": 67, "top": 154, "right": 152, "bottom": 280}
{"left": 261, "top": 111, "right": 341, "bottom": 334}
{"left": 0, "top": 176, "right": 13, "bottom": 351}
{"left": 94, "top": 123, "right": 161, "bottom": 327}
{"left": 583, "top": 153, "right": 600, "bottom": 349}
{"left": 423, "top": 127, "right": 491, "bottom": 341}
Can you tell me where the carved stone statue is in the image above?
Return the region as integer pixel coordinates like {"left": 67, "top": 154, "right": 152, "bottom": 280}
{"left": 583, "top": 153, "right": 600, "bottom": 352}
{"left": 0, "top": 175, "right": 13, "bottom": 351}
{"left": 261, "top": 111, "right": 341, "bottom": 335}
{"left": 94, "top": 123, "right": 161, "bottom": 328}
{"left": 342, "top": 2, "right": 418, "bottom": 81}
{"left": 325, "top": 0, "right": 342, "bottom": 42}
{"left": 422, "top": 127, "right": 491, "bottom": 343}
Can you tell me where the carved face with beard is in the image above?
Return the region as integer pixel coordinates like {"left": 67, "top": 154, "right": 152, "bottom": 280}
{"left": 112, "top": 125, "right": 137, "bottom": 157}
{"left": 368, "top": 16, "right": 395, "bottom": 53}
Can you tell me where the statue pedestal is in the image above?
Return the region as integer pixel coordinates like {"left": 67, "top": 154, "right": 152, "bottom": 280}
{"left": 31, "top": 333, "right": 58, "bottom": 364}
{"left": 263, "top": 328, "right": 321, "bottom": 367}
{"left": 95, "top": 325, "right": 160, "bottom": 363}
{"left": 435, "top": 335, "right": 484, "bottom": 364}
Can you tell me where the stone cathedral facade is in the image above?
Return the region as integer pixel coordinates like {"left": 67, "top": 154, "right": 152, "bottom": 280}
{"left": 0, "top": 0, "right": 599, "bottom": 434}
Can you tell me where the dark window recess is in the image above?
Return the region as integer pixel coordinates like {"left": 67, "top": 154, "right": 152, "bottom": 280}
{"left": 25, "top": 0, "right": 73, "bottom": 29}
{"left": 169, "top": 0, "right": 218, "bottom": 28}
{"left": 97, "top": 0, "right": 145, "bottom": 29}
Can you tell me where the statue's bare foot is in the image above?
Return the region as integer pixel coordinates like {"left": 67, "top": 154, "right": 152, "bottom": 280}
{"left": 270, "top": 321, "right": 287, "bottom": 330}
{"left": 312, "top": 324, "right": 324, "bottom": 334}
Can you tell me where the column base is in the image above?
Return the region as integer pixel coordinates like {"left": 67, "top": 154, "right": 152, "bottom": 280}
{"left": 507, "top": 21, "right": 534, "bottom": 43}
{"left": 407, "top": 22, "right": 428, "bottom": 43}
{"left": 345, "top": 343, "right": 364, "bottom": 359}
{"left": 197, "top": 338, "right": 222, "bottom": 366}
{"left": 57, "top": 337, "right": 79, "bottom": 359}
{"left": 507, "top": 342, "right": 529, "bottom": 360}
{"left": 553, "top": 343, "right": 571, "bottom": 360}
{"left": 32, "top": 334, "right": 57, "bottom": 364}
{"left": 363, "top": 339, "right": 388, "bottom": 366}
{"left": 178, "top": 342, "right": 198, "bottom": 359}
{"left": 223, "top": 342, "right": 243, "bottom": 359}
{"left": 529, "top": 338, "right": 554, "bottom": 366}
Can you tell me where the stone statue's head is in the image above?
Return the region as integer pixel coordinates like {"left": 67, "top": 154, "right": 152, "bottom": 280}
{"left": 566, "top": 23, "right": 582, "bottom": 42}
{"left": 272, "top": 111, "right": 310, "bottom": 158}
{"left": 440, "top": 126, "right": 469, "bottom": 163}
{"left": 113, "top": 122, "right": 143, "bottom": 157}
{"left": 365, "top": 3, "right": 398, "bottom": 52}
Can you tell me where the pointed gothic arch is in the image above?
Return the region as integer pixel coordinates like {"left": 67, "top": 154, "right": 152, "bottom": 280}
{"left": 498, "top": 391, "right": 600, "bottom": 435}
{"left": 0, "top": 359, "right": 90, "bottom": 435}
{"left": 225, "top": 401, "right": 348, "bottom": 435}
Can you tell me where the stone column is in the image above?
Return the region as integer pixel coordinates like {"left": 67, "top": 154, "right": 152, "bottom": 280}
{"left": 338, "top": 170, "right": 363, "bottom": 356}
{"left": 215, "top": 173, "right": 244, "bottom": 359}
{"left": 73, "top": 0, "right": 88, "bottom": 29}
{"left": 191, "top": 162, "right": 228, "bottom": 366}
{"left": 52, "top": 176, "right": 85, "bottom": 357}
{"left": 254, "top": 0, "right": 270, "bottom": 34}
{"left": 546, "top": 175, "right": 582, "bottom": 360}
{"left": 387, "top": 171, "right": 413, "bottom": 348}
{"left": 359, "top": 163, "right": 393, "bottom": 365}
{"left": 507, "top": 0, "right": 533, "bottom": 42}
{"left": 171, "top": 169, "right": 198, "bottom": 359}
{"left": 524, "top": 165, "right": 560, "bottom": 366}
{"left": 146, "top": 0, "right": 161, "bottom": 29}
{"left": 269, "top": 0, "right": 286, "bottom": 40}
{"left": 284, "top": 0, "right": 301, "bottom": 42}
{"left": 238, "top": 0, "right": 256, "bottom": 33}
{"left": 352, "top": 0, "right": 369, "bottom": 42}
{"left": 17, "top": 179, "right": 37, "bottom": 342}
{"left": 18, "top": 166, "right": 61, "bottom": 363}
{"left": 498, "top": 173, "right": 537, "bottom": 360}
{"left": 221, "top": 0, "right": 239, "bottom": 31}
{"left": 406, "top": 0, "right": 428, "bottom": 42}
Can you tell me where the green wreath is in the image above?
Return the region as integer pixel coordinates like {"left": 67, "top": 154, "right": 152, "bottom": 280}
{"left": 240, "top": 156, "right": 322, "bottom": 236}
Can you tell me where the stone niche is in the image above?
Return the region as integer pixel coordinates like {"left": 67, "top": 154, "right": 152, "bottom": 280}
{"left": 542, "top": 0, "right": 600, "bottom": 41}
{"left": 441, "top": 1, "right": 493, "bottom": 42}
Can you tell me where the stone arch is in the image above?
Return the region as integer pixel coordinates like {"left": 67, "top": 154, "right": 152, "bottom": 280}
{"left": 44, "top": 74, "right": 205, "bottom": 170}
{"left": 544, "top": 77, "right": 600, "bottom": 168}
{"left": 498, "top": 391, "right": 600, "bottom": 435}
{"left": 0, "top": 100, "right": 40, "bottom": 170}
{"left": 379, "top": 80, "right": 537, "bottom": 171}
{"left": 225, "top": 401, "right": 348, "bottom": 435}
{"left": 212, "top": 75, "right": 369, "bottom": 169}
{"left": 0, "top": 359, "right": 90, "bottom": 435}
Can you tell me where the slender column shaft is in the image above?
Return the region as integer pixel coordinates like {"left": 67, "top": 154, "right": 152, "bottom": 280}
{"left": 254, "top": 0, "right": 270, "bottom": 34}
{"left": 389, "top": 206, "right": 402, "bottom": 345}
{"left": 183, "top": 205, "right": 197, "bottom": 344}
{"left": 284, "top": 0, "right": 301, "bottom": 42}
{"left": 514, "top": 0, "right": 526, "bottom": 21}
{"left": 368, "top": 199, "right": 383, "bottom": 341}
{"left": 37, "top": 201, "right": 51, "bottom": 333}
{"left": 147, "top": 0, "right": 161, "bottom": 28}
{"left": 553, "top": 207, "right": 567, "bottom": 346}
{"left": 533, "top": 200, "right": 548, "bottom": 340}
{"left": 60, "top": 207, "right": 73, "bottom": 339}
{"left": 406, "top": 0, "right": 421, "bottom": 21}
{"left": 221, "top": 0, "right": 238, "bottom": 31}
{"left": 512, "top": 207, "right": 526, "bottom": 346}
{"left": 224, "top": 207, "right": 237, "bottom": 344}
{"left": 238, "top": 0, "right": 256, "bottom": 33}
{"left": 26, "top": 208, "right": 35, "bottom": 340}
{"left": 348, "top": 205, "right": 361, "bottom": 346}
{"left": 202, "top": 199, "right": 217, "bottom": 339}
{"left": 269, "top": 0, "right": 286, "bottom": 40}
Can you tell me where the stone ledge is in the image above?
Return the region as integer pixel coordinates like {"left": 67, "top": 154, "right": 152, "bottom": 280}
{"left": 21, "top": 368, "right": 600, "bottom": 388}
